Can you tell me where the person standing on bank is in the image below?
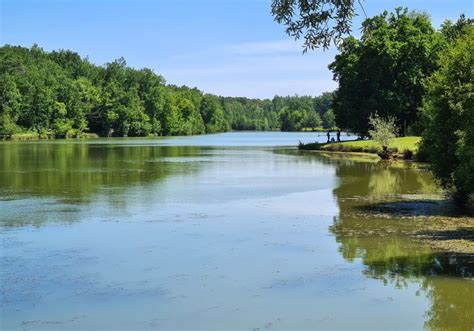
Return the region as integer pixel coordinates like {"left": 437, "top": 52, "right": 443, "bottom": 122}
{"left": 337, "top": 129, "right": 341, "bottom": 142}
{"left": 327, "top": 130, "right": 331, "bottom": 143}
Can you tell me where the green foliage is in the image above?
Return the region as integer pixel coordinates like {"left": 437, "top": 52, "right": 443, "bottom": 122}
{"left": 221, "top": 97, "right": 276, "bottom": 131}
{"left": 322, "top": 137, "right": 421, "bottom": 155}
{"left": 200, "top": 95, "right": 228, "bottom": 133}
{"left": 271, "top": 0, "right": 356, "bottom": 50}
{"left": 420, "top": 26, "right": 474, "bottom": 200}
{"left": 322, "top": 109, "right": 336, "bottom": 129}
{"left": 279, "top": 107, "right": 304, "bottom": 131}
{"left": 440, "top": 14, "right": 474, "bottom": 42}
{"left": 329, "top": 8, "right": 443, "bottom": 137}
{"left": 0, "top": 44, "right": 338, "bottom": 138}
{"left": 0, "top": 46, "right": 220, "bottom": 138}
{"left": 368, "top": 113, "right": 399, "bottom": 148}
{"left": 304, "top": 111, "right": 322, "bottom": 130}
{"left": 0, "top": 74, "right": 21, "bottom": 135}
{"left": 402, "top": 149, "right": 414, "bottom": 160}
{"left": 298, "top": 141, "right": 321, "bottom": 150}
{"left": 275, "top": 94, "right": 332, "bottom": 131}
{"left": 220, "top": 94, "right": 334, "bottom": 132}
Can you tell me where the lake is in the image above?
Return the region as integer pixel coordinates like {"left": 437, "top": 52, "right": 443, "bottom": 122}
{"left": 1, "top": 132, "right": 472, "bottom": 330}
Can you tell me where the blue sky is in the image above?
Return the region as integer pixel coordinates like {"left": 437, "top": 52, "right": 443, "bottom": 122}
{"left": 1, "top": 0, "right": 473, "bottom": 98}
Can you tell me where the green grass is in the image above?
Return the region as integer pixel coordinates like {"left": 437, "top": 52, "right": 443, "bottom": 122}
{"left": 9, "top": 132, "right": 40, "bottom": 141}
{"left": 321, "top": 136, "right": 421, "bottom": 154}
{"left": 301, "top": 127, "right": 338, "bottom": 132}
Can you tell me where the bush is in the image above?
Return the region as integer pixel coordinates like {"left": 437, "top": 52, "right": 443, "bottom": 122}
{"left": 403, "top": 149, "right": 414, "bottom": 160}
{"left": 415, "top": 145, "right": 429, "bottom": 162}
{"left": 368, "top": 113, "right": 399, "bottom": 149}
{"left": 298, "top": 141, "right": 321, "bottom": 150}
{"left": 364, "top": 147, "right": 380, "bottom": 154}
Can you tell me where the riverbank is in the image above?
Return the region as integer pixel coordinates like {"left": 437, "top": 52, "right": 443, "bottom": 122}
{"left": 337, "top": 193, "right": 474, "bottom": 254}
{"left": 1, "top": 129, "right": 340, "bottom": 142}
{"left": 2, "top": 132, "right": 100, "bottom": 141}
{"left": 299, "top": 136, "right": 422, "bottom": 160}
{"left": 311, "top": 151, "right": 474, "bottom": 255}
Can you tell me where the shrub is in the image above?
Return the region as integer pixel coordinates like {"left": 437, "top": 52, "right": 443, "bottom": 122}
{"left": 298, "top": 141, "right": 321, "bottom": 150}
{"left": 364, "top": 147, "right": 380, "bottom": 154}
{"left": 403, "top": 149, "right": 414, "bottom": 160}
{"left": 368, "top": 113, "right": 399, "bottom": 149}
{"left": 415, "top": 145, "right": 429, "bottom": 162}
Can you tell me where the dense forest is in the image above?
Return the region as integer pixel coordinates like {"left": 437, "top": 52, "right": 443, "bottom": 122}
{"left": 0, "top": 45, "right": 335, "bottom": 138}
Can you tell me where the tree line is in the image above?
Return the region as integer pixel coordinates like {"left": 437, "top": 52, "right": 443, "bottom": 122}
{"left": 0, "top": 45, "right": 335, "bottom": 138}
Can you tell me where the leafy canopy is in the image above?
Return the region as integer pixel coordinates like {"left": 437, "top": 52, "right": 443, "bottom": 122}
{"left": 329, "top": 8, "right": 442, "bottom": 136}
{"left": 420, "top": 26, "right": 474, "bottom": 200}
{"left": 271, "top": 0, "right": 359, "bottom": 50}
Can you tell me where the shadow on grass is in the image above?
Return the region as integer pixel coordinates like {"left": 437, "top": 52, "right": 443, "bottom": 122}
{"left": 356, "top": 198, "right": 473, "bottom": 218}
{"left": 347, "top": 198, "right": 474, "bottom": 257}
{"left": 418, "top": 228, "right": 474, "bottom": 241}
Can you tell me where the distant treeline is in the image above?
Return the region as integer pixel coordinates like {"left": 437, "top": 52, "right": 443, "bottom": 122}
{"left": 0, "top": 45, "right": 335, "bottom": 138}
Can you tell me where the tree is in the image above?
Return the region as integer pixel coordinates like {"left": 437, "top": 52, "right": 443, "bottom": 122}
{"left": 304, "top": 111, "right": 322, "bottom": 130}
{"left": 200, "top": 95, "right": 228, "bottom": 133}
{"left": 133, "top": 68, "right": 167, "bottom": 135}
{"left": 322, "top": 109, "right": 336, "bottom": 129}
{"left": 0, "top": 74, "right": 21, "bottom": 135}
{"left": 161, "top": 93, "right": 182, "bottom": 136}
{"left": 313, "top": 92, "right": 334, "bottom": 116}
{"left": 440, "top": 14, "right": 474, "bottom": 42}
{"left": 177, "top": 98, "right": 205, "bottom": 135}
{"left": 368, "top": 113, "right": 398, "bottom": 158}
{"left": 329, "top": 8, "right": 443, "bottom": 137}
{"left": 279, "top": 107, "right": 305, "bottom": 131}
{"left": 271, "top": 0, "right": 359, "bottom": 50}
{"left": 420, "top": 26, "right": 473, "bottom": 201}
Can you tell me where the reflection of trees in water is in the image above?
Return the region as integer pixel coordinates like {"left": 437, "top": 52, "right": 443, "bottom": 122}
{"left": 0, "top": 143, "right": 204, "bottom": 198}
{"left": 0, "top": 143, "right": 206, "bottom": 227}
{"left": 329, "top": 157, "right": 474, "bottom": 329}
{"left": 333, "top": 160, "right": 439, "bottom": 198}
{"left": 368, "top": 168, "right": 401, "bottom": 196}
{"left": 423, "top": 276, "right": 474, "bottom": 330}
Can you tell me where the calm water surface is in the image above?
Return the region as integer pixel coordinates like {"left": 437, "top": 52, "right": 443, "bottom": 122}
{"left": 0, "top": 132, "right": 472, "bottom": 330}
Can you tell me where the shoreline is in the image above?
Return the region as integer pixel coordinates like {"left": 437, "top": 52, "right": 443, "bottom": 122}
{"left": 298, "top": 136, "right": 423, "bottom": 161}
{"left": 1, "top": 130, "right": 335, "bottom": 142}
{"left": 299, "top": 148, "right": 474, "bottom": 255}
{"left": 298, "top": 148, "right": 381, "bottom": 160}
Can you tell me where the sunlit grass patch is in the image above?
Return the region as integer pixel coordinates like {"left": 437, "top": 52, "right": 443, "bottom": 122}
{"left": 321, "top": 136, "right": 421, "bottom": 154}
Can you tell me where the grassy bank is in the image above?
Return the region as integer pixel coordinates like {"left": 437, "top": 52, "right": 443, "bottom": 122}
{"left": 299, "top": 136, "right": 422, "bottom": 159}
{"left": 301, "top": 127, "right": 338, "bottom": 132}
{"left": 2, "top": 132, "right": 100, "bottom": 141}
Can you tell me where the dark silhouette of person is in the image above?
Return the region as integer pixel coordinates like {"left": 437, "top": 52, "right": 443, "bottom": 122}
{"left": 327, "top": 130, "right": 331, "bottom": 143}
{"left": 337, "top": 129, "right": 341, "bottom": 142}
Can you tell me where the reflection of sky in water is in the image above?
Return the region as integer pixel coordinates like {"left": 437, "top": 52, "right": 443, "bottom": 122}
{"left": 0, "top": 133, "right": 471, "bottom": 330}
